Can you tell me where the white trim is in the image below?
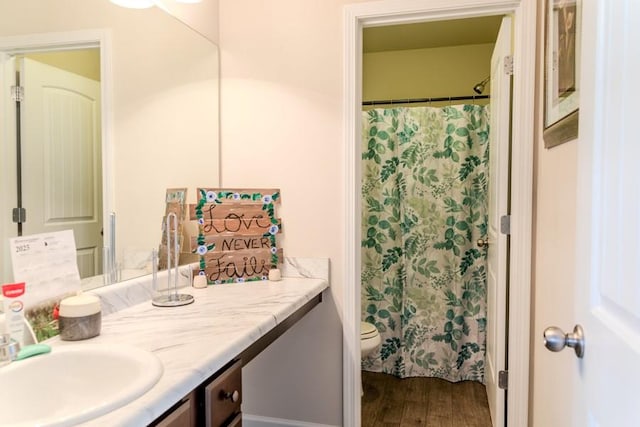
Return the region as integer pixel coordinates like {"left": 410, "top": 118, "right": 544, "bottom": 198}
{"left": 342, "top": 1, "right": 535, "bottom": 426}
{"left": 0, "top": 29, "right": 114, "bottom": 249}
{"left": 243, "top": 414, "right": 340, "bottom": 427}
{"left": 342, "top": 5, "right": 362, "bottom": 427}
{"left": 0, "top": 29, "right": 104, "bottom": 52}
{"left": 504, "top": 1, "right": 536, "bottom": 425}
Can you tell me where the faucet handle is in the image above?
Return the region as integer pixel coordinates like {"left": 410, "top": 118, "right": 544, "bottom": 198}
{"left": 0, "top": 334, "right": 20, "bottom": 363}
{"left": 0, "top": 334, "right": 10, "bottom": 344}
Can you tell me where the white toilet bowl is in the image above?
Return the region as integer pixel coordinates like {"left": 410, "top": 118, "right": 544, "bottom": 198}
{"left": 361, "top": 321, "right": 381, "bottom": 396}
{"left": 361, "top": 321, "right": 381, "bottom": 358}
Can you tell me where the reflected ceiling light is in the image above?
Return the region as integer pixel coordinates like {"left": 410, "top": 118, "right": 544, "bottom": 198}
{"left": 473, "top": 76, "right": 490, "bottom": 95}
{"left": 109, "top": 0, "right": 156, "bottom": 9}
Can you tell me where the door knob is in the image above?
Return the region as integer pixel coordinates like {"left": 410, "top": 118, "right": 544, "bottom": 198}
{"left": 477, "top": 238, "right": 489, "bottom": 248}
{"left": 543, "top": 324, "right": 585, "bottom": 358}
{"left": 222, "top": 389, "right": 240, "bottom": 403}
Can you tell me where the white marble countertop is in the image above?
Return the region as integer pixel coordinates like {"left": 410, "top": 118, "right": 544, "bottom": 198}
{"left": 47, "top": 276, "right": 328, "bottom": 426}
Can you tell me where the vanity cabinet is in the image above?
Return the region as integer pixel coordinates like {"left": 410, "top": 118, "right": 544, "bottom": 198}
{"left": 203, "top": 360, "right": 242, "bottom": 426}
{"left": 149, "top": 293, "right": 323, "bottom": 427}
{"left": 155, "top": 391, "right": 196, "bottom": 427}
{"left": 152, "top": 360, "right": 242, "bottom": 427}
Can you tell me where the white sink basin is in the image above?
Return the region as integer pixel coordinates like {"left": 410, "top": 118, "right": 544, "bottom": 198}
{"left": 0, "top": 343, "right": 163, "bottom": 426}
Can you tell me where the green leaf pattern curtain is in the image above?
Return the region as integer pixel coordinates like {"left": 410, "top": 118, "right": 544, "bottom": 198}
{"left": 361, "top": 105, "right": 489, "bottom": 382}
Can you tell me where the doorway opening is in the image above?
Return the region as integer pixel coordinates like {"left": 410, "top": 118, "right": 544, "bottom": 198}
{"left": 359, "top": 15, "right": 504, "bottom": 427}
{"left": 0, "top": 31, "right": 111, "bottom": 284}
{"left": 343, "top": 2, "right": 536, "bottom": 427}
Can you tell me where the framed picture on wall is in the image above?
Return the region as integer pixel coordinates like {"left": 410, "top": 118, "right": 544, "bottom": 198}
{"left": 543, "top": 0, "right": 580, "bottom": 148}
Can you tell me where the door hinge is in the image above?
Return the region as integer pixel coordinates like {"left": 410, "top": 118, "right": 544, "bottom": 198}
{"left": 500, "top": 215, "right": 511, "bottom": 235}
{"left": 504, "top": 55, "right": 514, "bottom": 76}
{"left": 498, "top": 370, "right": 508, "bottom": 389}
{"left": 11, "top": 85, "right": 24, "bottom": 102}
{"left": 12, "top": 207, "right": 26, "bottom": 224}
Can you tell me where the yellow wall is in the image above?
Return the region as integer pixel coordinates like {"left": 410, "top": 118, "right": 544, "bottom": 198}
{"left": 26, "top": 49, "right": 100, "bottom": 81}
{"left": 363, "top": 43, "right": 494, "bottom": 106}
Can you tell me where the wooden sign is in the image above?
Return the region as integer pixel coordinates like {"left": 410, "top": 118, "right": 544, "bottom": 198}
{"left": 198, "top": 217, "right": 281, "bottom": 236}
{"left": 199, "top": 248, "right": 284, "bottom": 283}
{"left": 188, "top": 203, "right": 265, "bottom": 221}
{"left": 190, "top": 235, "right": 272, "bottom": 253}
{"left": 197, "top": 188, "right": 282, "bottom": 204}
{"left": 158, "top": 188, "right": 188, "bottom": 269}
{"left": 192, "top": 188, "right": 283, "bottom": 284}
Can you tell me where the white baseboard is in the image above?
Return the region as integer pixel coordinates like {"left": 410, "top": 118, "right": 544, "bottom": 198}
{"left": 242, "top": 414, "right": 340, "bottom": 427}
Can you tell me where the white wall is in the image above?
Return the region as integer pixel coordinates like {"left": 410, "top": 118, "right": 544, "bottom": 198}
{"left": 530, "top": 0, "right": 578, "bottom": 425}
{"left": 157, "top": 0, "right": 219, "bottom": 44}
{"left": 219, "top": 1, "right": 577, "bottom": 425}
{"left": 219, "top": 0, "right": 368, "bottom": 424}
{"left": 531, "top": 128, "right": 578, "bottom": 427}
{"left": 110, "top": 11, "right": 218, "bottom": 259}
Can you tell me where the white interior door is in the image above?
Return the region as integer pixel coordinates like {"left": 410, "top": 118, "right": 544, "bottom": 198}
{"left": 20, "top": 57, "right": 102, "bottom": 278}
{"left": 572, "top": 0, "right": 640, "bottom": 425}
{"left": 485, "top": 15, "right": 512, "bottom": 427}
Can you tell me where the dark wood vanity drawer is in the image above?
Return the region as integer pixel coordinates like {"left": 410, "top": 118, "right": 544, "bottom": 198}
{"left": 204, "top": 359, "right": 242, "bottom": 427}
{"left": 225, "top": 413, "right": 242, "bottom": 427}
{"left": 153, "top": 391, "right": 196, "bottom": 427}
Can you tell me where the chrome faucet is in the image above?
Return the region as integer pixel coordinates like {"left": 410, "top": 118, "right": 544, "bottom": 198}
{"left": 103, "top": 212, "right": 118, "bottom": 285}
{"left": 0, "top": 334, "right": 20, "bottom": 367}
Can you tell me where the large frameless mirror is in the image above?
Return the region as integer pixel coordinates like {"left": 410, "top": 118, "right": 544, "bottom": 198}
{"left": 0, "top": 0, "right": 220, "bottom": 289}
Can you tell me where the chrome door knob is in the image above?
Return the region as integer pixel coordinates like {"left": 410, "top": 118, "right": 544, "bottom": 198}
{"left": 477, "top": 238, "right": 489, "bottom": 248}
{"left": 543, "top": 324, "right": 585, "bottom": 358}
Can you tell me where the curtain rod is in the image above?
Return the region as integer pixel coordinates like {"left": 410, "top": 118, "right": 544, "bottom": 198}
{"left": 362, "top": 94, "right": 489, "bottom": 106}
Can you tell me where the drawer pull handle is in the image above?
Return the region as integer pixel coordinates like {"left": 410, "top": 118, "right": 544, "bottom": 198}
{"left": 222, "top": 389, "right": 240, "bottom": 403}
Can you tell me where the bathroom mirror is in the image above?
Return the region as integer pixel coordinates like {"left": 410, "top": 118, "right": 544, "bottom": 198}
{"left": 0, "top": 0, "right": 220, "bottom": 288}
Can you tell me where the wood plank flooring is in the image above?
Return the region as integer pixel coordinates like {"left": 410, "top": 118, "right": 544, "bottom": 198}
{"left": 361, "top": 371, "right": 493, "bottom": 427}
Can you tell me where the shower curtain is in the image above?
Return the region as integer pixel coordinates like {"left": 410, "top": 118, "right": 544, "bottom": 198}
{"left": 361, "top": 104, "right": 489, "bottom": 383}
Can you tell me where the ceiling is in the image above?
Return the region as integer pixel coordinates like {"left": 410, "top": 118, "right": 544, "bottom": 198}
{"left": 363, "top": 16, "right": 503, "bottom": 53}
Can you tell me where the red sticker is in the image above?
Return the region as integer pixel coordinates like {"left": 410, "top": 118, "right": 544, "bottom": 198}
{"left": 1, "top": 282, "right": 25, "bottom": 298}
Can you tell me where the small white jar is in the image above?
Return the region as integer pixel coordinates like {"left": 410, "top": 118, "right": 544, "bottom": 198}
{"left": 268, "top": 268, "right": 282, "bottom": 281}
{"left": 58, "top": 293, "right": 101, "bottom": 341}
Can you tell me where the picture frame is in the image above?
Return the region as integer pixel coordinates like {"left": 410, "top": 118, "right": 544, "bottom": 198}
{"left": 543, "top": 0, "right": 580, "bottom": 148}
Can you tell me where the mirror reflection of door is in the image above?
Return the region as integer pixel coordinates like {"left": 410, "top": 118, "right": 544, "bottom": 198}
{"left": 11, "top": 49, "right": 103, "bottom": 279}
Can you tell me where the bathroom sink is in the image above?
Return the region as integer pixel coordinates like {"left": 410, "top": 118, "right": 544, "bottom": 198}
{"left": 0, "top": 343, "right": 163, "bottom": 426}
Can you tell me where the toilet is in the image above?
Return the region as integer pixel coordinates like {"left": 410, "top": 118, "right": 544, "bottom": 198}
{"left": 361, "top": 321, "right": 381, "bottom": 358}
{"left": 360, "top": 321, "right": 381, "bottom": 395}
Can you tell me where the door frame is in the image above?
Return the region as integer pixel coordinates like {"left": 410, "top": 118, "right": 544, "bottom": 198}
{"left": 485, "top": 15, "right": 512, "bottom": 427}
{"left": 0, "top": 29, "right": 113, "bottom": 280}
{"left": 342, "top": 1, "right": 536, "bottom": 426}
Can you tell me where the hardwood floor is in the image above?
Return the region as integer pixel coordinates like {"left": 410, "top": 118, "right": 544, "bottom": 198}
{"left": 361, "top": 371, "right": 493, "bottom": 427}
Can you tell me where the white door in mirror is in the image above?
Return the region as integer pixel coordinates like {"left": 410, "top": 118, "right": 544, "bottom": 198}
{"left": 21, "top": 57, "right": 103, "bottom": 279}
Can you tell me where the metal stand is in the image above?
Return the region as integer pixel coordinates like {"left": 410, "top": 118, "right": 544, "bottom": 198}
{"left": 152, "top": 212, "right": 194, "bottom": 308}
{"left": 151, "top": 293, "right": 194, "bottom": 307}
